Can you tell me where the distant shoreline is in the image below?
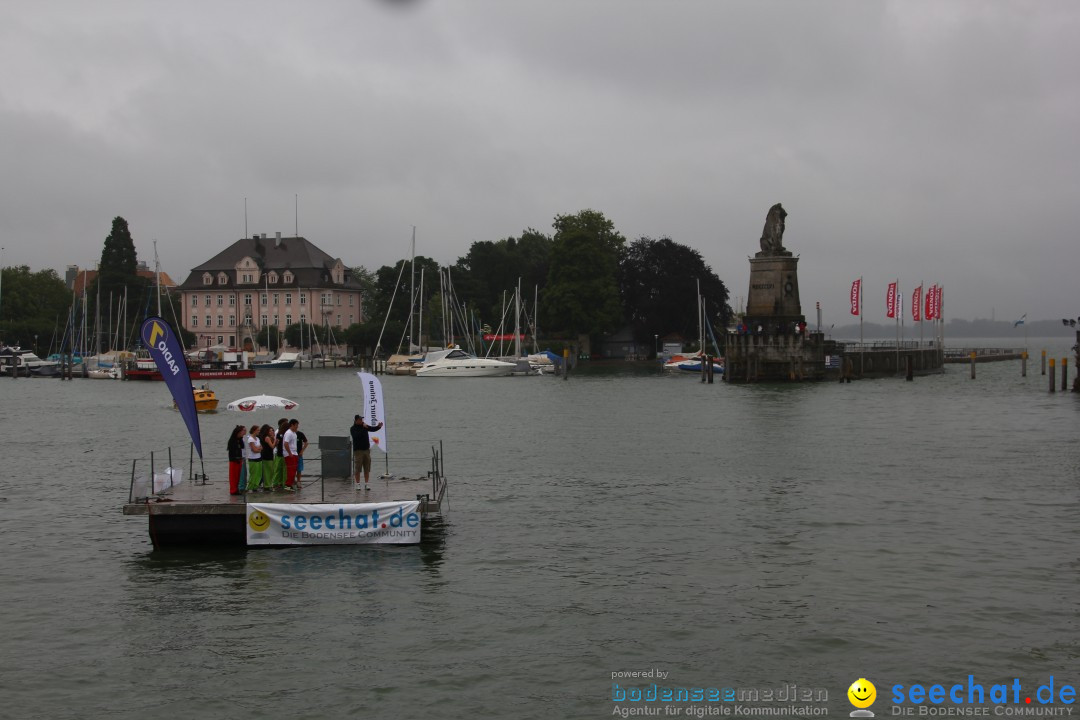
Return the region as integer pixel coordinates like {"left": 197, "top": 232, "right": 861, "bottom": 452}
{"left": 819, "top": 318, "right": 1077, "bottom": 340}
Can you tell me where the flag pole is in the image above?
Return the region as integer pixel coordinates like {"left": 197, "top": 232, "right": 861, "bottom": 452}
{"left": 859, "top": 276, "right": 864, "bottom": 377}
{"left": 919, "top": 280, "right": 924, "bottom": 349}
{"left": 895, "top": 278, "right": 900, "bottom": 372}
{"left": 938, "top": 286, "right": 944, "bottom": 366}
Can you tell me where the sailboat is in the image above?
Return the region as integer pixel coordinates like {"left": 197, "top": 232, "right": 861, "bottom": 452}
{"left": 664, "top": 283, "right": 724, "bottom": 374}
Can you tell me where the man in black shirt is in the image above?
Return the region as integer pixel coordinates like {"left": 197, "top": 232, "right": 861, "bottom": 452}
{"left": 350, "top": 414, "right": 384, "bottom": 491}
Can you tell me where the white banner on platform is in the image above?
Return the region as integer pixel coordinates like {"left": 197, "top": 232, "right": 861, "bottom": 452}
{"left": 246, "top": 502, "right": 421, "bottom": 545}
{"left": 356, "top": 372, "right": 388, "bottom": 453}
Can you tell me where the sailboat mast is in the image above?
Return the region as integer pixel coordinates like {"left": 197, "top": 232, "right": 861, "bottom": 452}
{"left": 514, "top": 277, "right": 521, "bottom": 358}
{"left": 154, "top": 240, "right": 162, "bottom": 318}
{"left": 81, "top": 276, "right": 88, "bottom": 359}
{"left": 438, "top": 267, "right": 447, "bottom": 347}
{"left": 409, "top": 226, "right": 415, "bottom": 353}
{"left": 95, "top": 266, "right": 101, "bottom": 356}
{"left": 697, "top": 278, "right": 703, "bottom": 352}
{"left": 418, "top": 267, "right": 425, "bottom": 353}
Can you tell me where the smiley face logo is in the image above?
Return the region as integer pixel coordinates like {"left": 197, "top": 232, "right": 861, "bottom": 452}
{"left": 248, "top": 509, "right": 271, "bottom": 533}
{"left": 848, "top": 678, "right": 876, "bottom": 713}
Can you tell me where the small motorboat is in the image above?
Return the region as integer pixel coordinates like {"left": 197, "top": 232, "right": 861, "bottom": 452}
{"left": 663, "top": 353, "right": 724, "bottom": 374}
{"left": 175, "top": 384, "right": 219, "bottom": 412}
{"left": 251, "top": 351, "right": 299, "bottom": 369}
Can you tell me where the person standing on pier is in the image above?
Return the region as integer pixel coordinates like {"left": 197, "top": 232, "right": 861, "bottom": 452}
{"left": 259, "top": 424, "right": 276, "bottom": 491}
{"left": 295, "top": 424, "right": 309, "bottom": 484}
{"left": 283, "top": 419, "right": 300, "bottom": 491}
{"left": 351, "top": 414, "right": 383, "bottom": 491}
{"left": 245, "top": 424, "right": 263, "bottom": 492}
{"left": 271, "top": 418, "right": 287, "bottom": 491}
{"left": 227, "top": 425, "right": 246, "bottom": 495}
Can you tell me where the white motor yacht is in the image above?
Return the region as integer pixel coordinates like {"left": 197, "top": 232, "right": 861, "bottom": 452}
{"left": 414, "top": 346, "right": 515, "bottom": 377}
{"left": 0, "top": 347, "right": 61, "bottom": 377}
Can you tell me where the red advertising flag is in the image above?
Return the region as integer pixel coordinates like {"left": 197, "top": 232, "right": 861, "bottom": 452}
{"left": 850, "top": 279, "right": 861, "bottom": 315}
{"left": 935, "top": 285, "right": 943, "bottom": 318}
{"left": 925, "top": 284, "right": 936, "bottom": 320}
{"left": 886, "top": 282, "right": 897, "bottom": 319}
{"left": 912, "top": 285, "right": 922, "bottom": 322}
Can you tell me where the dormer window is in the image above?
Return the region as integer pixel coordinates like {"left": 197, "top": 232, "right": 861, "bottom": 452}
{"left": 217, "top": 272, "right": 228, "bottom": 285}
{"left": 202, "top": 273, "right": 213, "bottom": 285}
{"left": 283, "top": 271, "right": 293, "bottom": 284}
{"left": 267, "top": 271, "right": 278, "bottom": 284}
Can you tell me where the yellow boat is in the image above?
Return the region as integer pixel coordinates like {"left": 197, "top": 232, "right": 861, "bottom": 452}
{"left": 175, "top": 384, "right": 219, "bottom": 413}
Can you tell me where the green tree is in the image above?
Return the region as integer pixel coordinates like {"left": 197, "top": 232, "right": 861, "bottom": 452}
{"left": 619, "top": 237, "right": 730, "bottom": 352}
{"left": 0, "top": 265, "right": 72, "bottom": 352}
{"left": 349, "top": 265, "right": 378, "bottom": 321}
{"left": 256, "top": 326, "right": 283, "bottom": 353}
{"left": 91, "top": 216, "right": 149, "bottom": 349}
{"left": 542, "top": 210, "right": 625, "bottom": 340}
{"left": 95, "top": 216, "right": 143, "bottom": 301}
{"left": 369, "top": 255, "right": 441, "bottom": 353}
{"left": 452, "top": 229, "right": 552, "bottom": 321}
{"left": 341, "top": 319, "right": 384, "bottom": 357}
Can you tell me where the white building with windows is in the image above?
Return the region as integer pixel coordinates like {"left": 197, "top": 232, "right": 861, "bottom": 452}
{"left": 177, "top": 233, "right": 364, "bottom": 350}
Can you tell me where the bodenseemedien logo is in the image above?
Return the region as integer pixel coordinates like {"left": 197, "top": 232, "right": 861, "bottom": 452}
{"left": 248, "top": 510, "right": 271, "bottom": 533}
{"left": 849, "top": 678, "right": 877, "bottom": 717}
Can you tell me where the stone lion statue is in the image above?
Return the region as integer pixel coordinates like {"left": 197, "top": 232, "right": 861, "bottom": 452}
{"left": 759, "top": 203, "right": 788, "bottom": 256}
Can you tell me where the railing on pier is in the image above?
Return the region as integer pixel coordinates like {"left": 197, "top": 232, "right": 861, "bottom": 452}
{"left": 943, "top": 347, "right": 1024, "bottom": 362}
{"left": 128, "top": 438, "right": 445, "bottom": 508}
{"left": 128, "top": 444, "right": 209, "bottom": 503}
{"left": 841, "top": 340, "right": 939, "bottom": 352}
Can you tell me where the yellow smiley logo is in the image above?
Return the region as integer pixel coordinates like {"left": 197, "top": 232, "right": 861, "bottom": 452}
{"left": 848, "top": 678, "right": 876, "bottom": 709}
{"left": 248, "top": 510, "right": 271, "bottom": 533}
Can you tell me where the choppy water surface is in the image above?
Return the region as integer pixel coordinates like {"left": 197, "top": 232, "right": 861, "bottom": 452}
{"left": 3, "top": 339, "right": 1079, "bottom": 719}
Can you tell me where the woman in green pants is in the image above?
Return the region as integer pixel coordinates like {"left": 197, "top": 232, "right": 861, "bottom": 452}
{"left": 245, "top": 424, "right": 264, "bottom": 492}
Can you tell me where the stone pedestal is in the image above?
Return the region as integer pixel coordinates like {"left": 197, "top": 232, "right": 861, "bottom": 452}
{"left": 726, "top": 252, "right": 825, "bottom": 382}
{"left": 744, "top": 254, "right": 802, "bottom": 333}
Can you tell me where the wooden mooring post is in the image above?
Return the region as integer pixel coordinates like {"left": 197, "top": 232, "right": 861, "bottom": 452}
{"left": 970, "top": 351, "right": 976, "bottom": 379}
{"left": 1021, "top": 351, "right": 1027, "bottom": 377}
{"left": 1042, "top": 350, "right": 1047, "bottom": 375}
{"left": 1049, "top": 357, "right": 1056, "bottom": 392}
{"left": 1062, "top": 358, "right": 1068, "bottom": 391}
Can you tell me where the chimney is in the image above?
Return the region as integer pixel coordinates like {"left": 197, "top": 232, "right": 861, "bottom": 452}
{"left": 275, "top": 231, "right": 281, "bottom": 247}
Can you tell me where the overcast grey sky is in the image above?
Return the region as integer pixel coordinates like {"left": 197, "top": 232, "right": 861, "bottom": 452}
{"left": 2, "top": 0, "right": 1077, "bottom": 324}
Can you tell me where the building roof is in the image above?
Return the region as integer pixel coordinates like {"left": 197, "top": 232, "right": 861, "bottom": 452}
{"left": 178, "top": 235, "right": 362, "bottom": 292}
{"left": 70, "top": 268, "right": 177, "bottom": 296}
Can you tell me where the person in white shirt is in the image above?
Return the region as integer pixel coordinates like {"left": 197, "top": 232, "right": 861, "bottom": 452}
{"left": 283, "top": 419, "right": 300, "bottom": 491}
{"left": 245, "top": 425, "right": 264, "bottom": 492}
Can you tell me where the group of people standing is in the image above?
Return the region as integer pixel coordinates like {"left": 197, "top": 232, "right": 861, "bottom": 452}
{"left": 226, "top": 414, "right": 385, "bottom": 495}
{"left": 227, "top": 418, "right": 308, "bottom": 495}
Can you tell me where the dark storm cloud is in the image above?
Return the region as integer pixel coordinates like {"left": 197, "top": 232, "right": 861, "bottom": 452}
{"left": 1, "top": 1, "right": 1078, "bottom": 322}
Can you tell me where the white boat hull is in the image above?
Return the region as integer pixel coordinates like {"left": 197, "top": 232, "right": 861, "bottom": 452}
{"left": 415, "top": 360, "right": 515, "bottom": 377}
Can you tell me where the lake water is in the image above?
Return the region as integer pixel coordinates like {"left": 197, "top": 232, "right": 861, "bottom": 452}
{"left": 3, "top": 336, "right": 1079, "bottom": 719}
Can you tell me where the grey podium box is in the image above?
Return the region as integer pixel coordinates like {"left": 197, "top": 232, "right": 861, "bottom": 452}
{"left": 319, "top": 436, "right": 352, "bottom": 478}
